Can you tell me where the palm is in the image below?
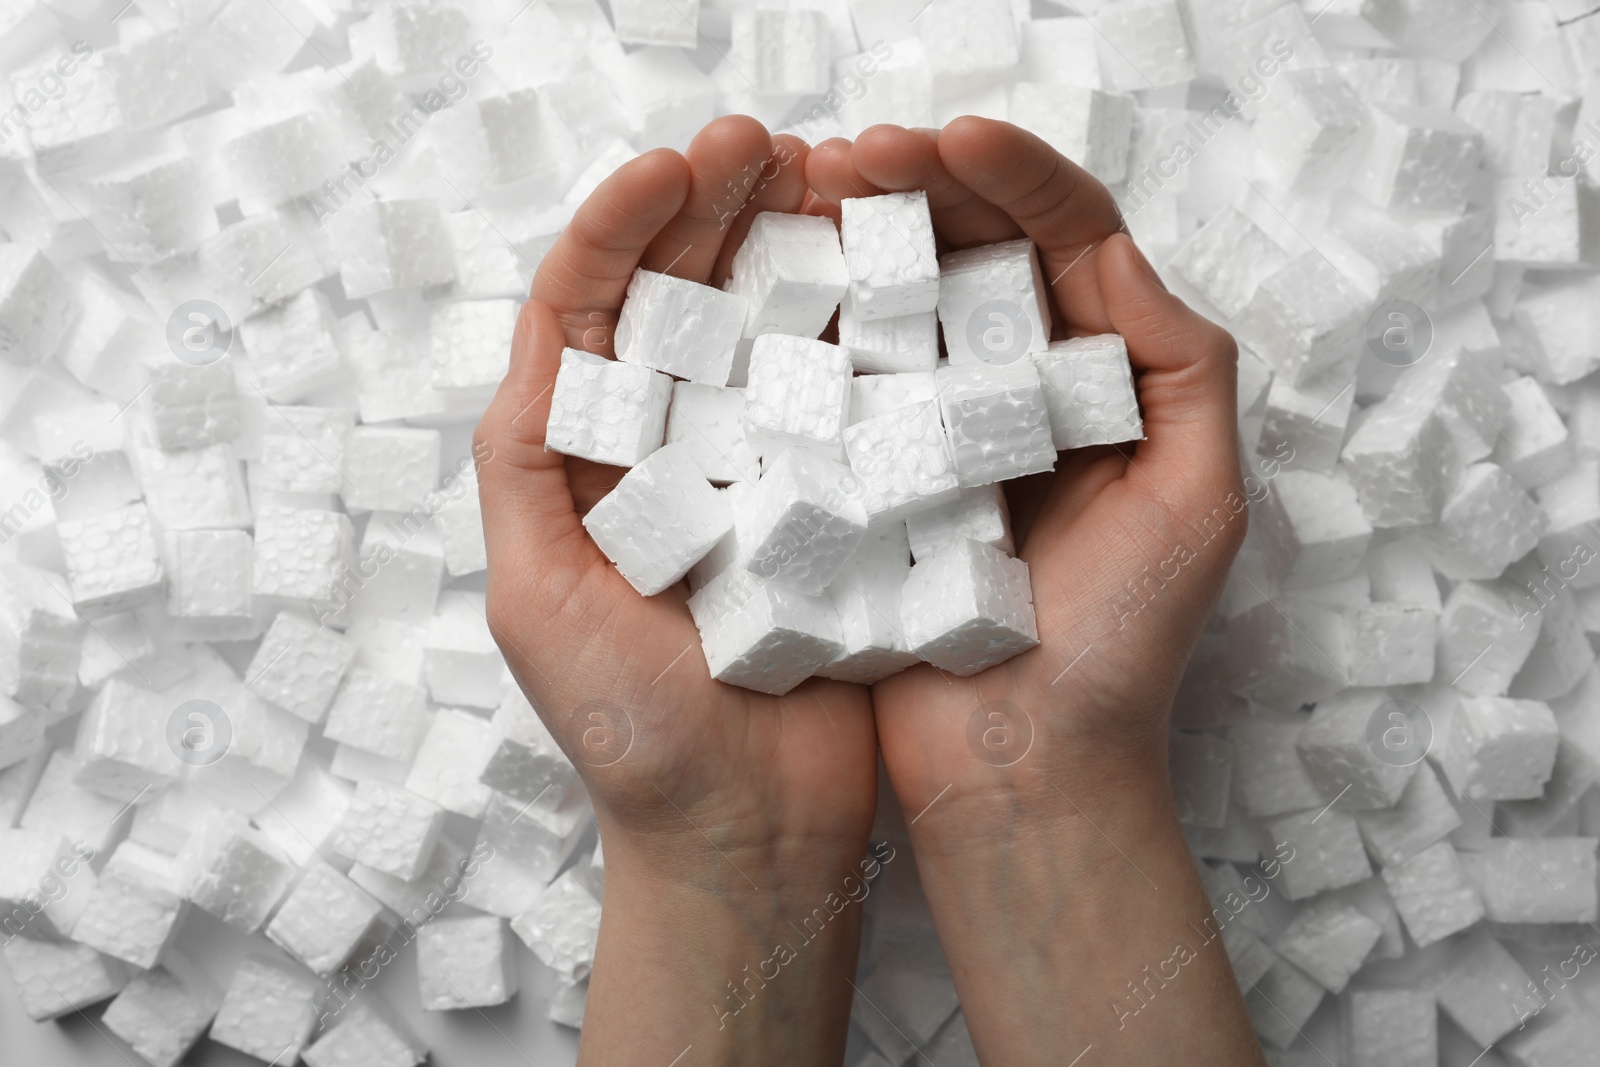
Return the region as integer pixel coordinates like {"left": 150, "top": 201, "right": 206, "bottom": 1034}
{"left": 476, "top": 118, "right": 876, "bottom": 872}
{"left": 802, "top": 120, "right": 1246, "bottom": 815}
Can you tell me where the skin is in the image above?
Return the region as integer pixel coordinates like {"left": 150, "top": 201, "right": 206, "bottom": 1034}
{"left": 476, "top": 116, "right": 1264, "bottom": 1066}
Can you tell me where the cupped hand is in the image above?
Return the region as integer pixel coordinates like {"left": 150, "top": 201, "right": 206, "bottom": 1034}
{"left": 474, "top": 116, "right": 878, "bottom": 896}
{"left": 807, "top": 118, "right": 1247, "bottom": 825}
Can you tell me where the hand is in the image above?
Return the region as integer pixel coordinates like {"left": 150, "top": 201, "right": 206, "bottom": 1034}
{"left": 474, "top": 116, "right": 877, "bottom": 1066}
{"left": 808, "top": 119, "right": 1264, "bottom": 1065}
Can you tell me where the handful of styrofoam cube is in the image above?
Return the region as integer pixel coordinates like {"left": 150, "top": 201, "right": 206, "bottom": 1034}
{"left": 546, "top": 191, "right": 1143, "bottom": 694}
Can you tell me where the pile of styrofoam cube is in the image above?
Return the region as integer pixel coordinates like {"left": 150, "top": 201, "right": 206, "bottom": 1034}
{"left": 1, "top": 0, "right": 1600, "bottom": 1065}
{"left": 553, "top": 193, "right": 1140, "bottom": 694}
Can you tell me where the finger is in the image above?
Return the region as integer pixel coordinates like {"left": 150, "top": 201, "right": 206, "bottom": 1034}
{"left": 641, "top": 115, "right": 776, "bottom": 283}
{"left": 805, "top": 136, "right": 881, "bottom": 206}
{"left": 1096, "top": 233, "right": 1241, "bottom": 506}
{"left": 937, "top": 117, "right": 1125, "bottom": 331}
{"left": 851, "top": 125, "right": 1020, "bottom": 248}
{"left": 709, "top": 134, "right": 813, "bottom": 287}
{"left": 531, "top": 149, "right": 691, "bottom": 352}
{"left": 474, "top": 299, "right": 593, "bottom": 580}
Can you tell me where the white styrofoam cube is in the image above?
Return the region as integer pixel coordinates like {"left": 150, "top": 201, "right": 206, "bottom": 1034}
{"left": 0, "top": 827, "right": 96, "bottom": 938}
{"left": 614, "top": 0, "right": 700, "bottom": 47}
{"left": 937, "top": 238, "right": 1050, "bottom": 365}
{"left": 265, "top": 863, "right": 384, "bottom": 975}
{"left": 1235, "top": 252, "right": 1367, "bottom": 389}
{"left": 737, "top": 448, "right": 868, "bottom": 595}
{"left": 1458, "top": 837, "right": 1597, "bottom": 923}
{"left": 332, "top": 780, "right": 443, "bottom": 881}
{"left": 727, "top": 212, "right": 848, "bottom": 340}
{"left": 429, "top": 299, "right": 518, "bottom": 407}
{"left": 428, "top": 88, "right": 570, "bottom": 197}
{"left": 342, "top": 426, "right": 441, "bottom": 513}
{"left": 849, "top": 371, "right": 939, "bottom": 427}
{"left": 1434, "top": 934, "right": 1537, "bottom": 1048}
{"left": 1257, "top": 469, "right": 1373, "bottom": 589}
{"left": 1031, "top": 334, "right": 1143, "bottom": 449}
{"left": 417, "top": 914, "right": 520, "bottom": 1010}
{"left": 1261, "top": 809, "right": 1372, "bottom": 901}
{"left": 70, "top": 860, "right": 186, "bottom": 969}
{"left": 1346, "top": 989, "right": 1436, "bottom": 1067}
{"left": 664, "top": 381, "right": 760, "bottom": 484}
{"left": 1438, "top": 695, "right": 1560, "bottom": 802}
{"left": 1420, "top": 463, "right": 1544, "bottom": 580}
{"left": 546, "top": 348, "right": 673, "bottom": 468}
{"left": 616, "top": 269, "right": 748, "bottom": 387}
{"left": 1226, "top": 599, "right": 1350, "bottom": 708}
{"left": 58, "top": 503, "right": 166, "bottom": 616}
{"left": 71, "top": 678, "right": 181, "bottom": 803}
{"left": 1272, "top": 898, "right": 1382, "bottom": 993}
{"left": 178, "top": 813, "right": 295, "bottom": 933}
{"left": 252, "top": 506, "right": 355, "bottom": 612}
{"left": 1, "top": 936, "right": 127, "bottom": 1022}
{"left": 0, "top": 244, "right": 79, "bottom": 366}
{"left": 906, "top": 483, "right": 1013, "bottom": 563}
{"left": 101, "top": 954, "right": 221, "bottom": 1067}
{"left": 1169, "top": 206, "right": 1288, "bottom": 318}
{"left": 245, "top": 610, "right": 356, "bottom": 724}
{"left": 303, "top": 1001, "right": 427, "bottom": 1067}
{"left": 1295, "top": 689, "right": 1417, "bottom": 810}
{"left": 838, "top": 192, "right": 939, "bottom": 321}
{"left": 1352, "top": 103, "right": 1482, "bottom": 214}
{"left": 843, "top": 398, "right": 961, "bottom": 522}
{"left": 323, "top": 667, "right": 431, "bottom": 764}
{"left": 1253, "top": 68, "right": 1368, "bottom": 193}
{"left": 1008, "top": 82, "right": 1133, "bottom": 183}
{"left": 404, "top": 706, "right": 496, "bottom": 818}
{"left": 165, "top": 529, "right": 254, "bottom": 625}
{"left": 1380, "top": 840, "right": 1484, "bottom": 947}
{"left": 240, "top": 289, "right": 349, "bottom": 404}
{"left": 1339, "top": 401, "right": 1454, "bottom": 528}
{"left": 687, "top": 564, "right": 843, "bottom": 695}
{"left": 582, "top": 441, "right": 733, "bottom": 595}
{"left": 510, "top": 868, "right": 601, "bottom": 981}
{"left": 19, "top": 749, "right": 127, "bottom": 854}
{"left": 818, "top": 526, "right": 919, "bottom": 684}
{"left": 900, "top": 538, "right": 1037, "bottom": 676}
{"left": 142, "top": 358, "right": 243, "bottom": 451}
{"left": 329, "top": 199, "right": 458, "bottom": 299}
{"left": 1493, "top": 376, "right": 1572, "bottom": 488}
{"left": 935, "top": 360, "right": 1056, "bottom": 487}
{"left": 742, "top": 333, "right": 852, "bottom": 458}
{"left": 839, "top": 309, "right": 939, "bottom": 375}
{"left": 0, "top": 563, "right": 83, "bottom": 716}
{"left": 208, "top": 957, "right": 321, "bottom": 1063}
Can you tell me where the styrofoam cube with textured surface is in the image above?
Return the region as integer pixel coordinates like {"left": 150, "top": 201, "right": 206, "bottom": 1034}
{"left": 416, "top": 913, "right": 519, "bottom": 1010}
{"left": 1, "top": 936, "right": 128, "bottom": 1022}
{"left": 744, "top": 333, "right": 852, "bottom": 458}
{"left": 838, "top": 192, "right": 939, "bottom": 321}
{"left": 900, "top": 538, "right": 1038, "bottom": 676}
{"left": 246, "top": 610, "right": 356, "bottom": 724}
{"left": 1343, "top": 602, "right": 1436, "bottom": 686}
{"left": 178, "top": 812, "right": 295, "bottom": 933}
{"left": 1243, "top": 957, "right": 1325, "bottom": 1051}
{"left": 404, "top": 706, "right": 496, "bottom": 818}
{"left": 843, "top": 399, "right": 961, "bottom": 522}
{"left": 71, "top": 677, "right": 182, "bottom": 803}
{"left": 936, "top": 360, "right": 1056, "bottom": 487}
{"left": 1339, "top": 401, "right": 1454, "bottom": 528}
{"left": 1354, "top": 761, "right": 1461, "bottom": 866}
{"left": 1253, "top": 68, "right": 1369, "bottom": 192}
{"left": 737, "top": 448, "right": 868, "bottom": 595}
{"left": 1437, "top": 579, "right": 1541, "bottom": 696}
{"left": 906, "top": 483, "right": 1013, "bottom": 563}
{"left": 480, "top": 688, "right": 582, "bottom": 808}
{"left": 323, "top": 667, "right": 431, "bottom": 764}
{"left": 730, "top": 9, "right": 830, "bottom": 93}
{"left": 328, "top": 198, "right": 457, "bottom": 299}
{"left": 1229, "top": 715, "right": 1326, "bottom": 818}
{"left": 1256, "top": 371, "right": 1356, "bottom": 472}
{"left": 240, "top": 289, "right": 349, "bottom": 404}
{"left": 1261, "top": 809, "right": 1371, "bottom": 900}
{"left": 131, "top": 438, "right": 252, "bottom": 533}
{"left": 428, "top": 88, "right": 570, "bottom": 198}
{"left": 727, "top": 212, "right": 848, "bottom": 340}
{"left": 1458, "top": 836, "right": 1598, "bottom": 923}
{"left": 435, "top": 462, "right": 487, "bottom": 577}
{"left": 937, "top": 239, "right": 1051, "bottom": 366}
{"left": 1236, "top": 253, "right": 1367, "bottom": 388}
{"left": 429, "top": 299, "right": 518, "bottom": 407}
{"left": 663, "top": 381, "right": 760, "bottom": 484}
{"left": 1346, "top": 989, "right": 1436, "bottom": 1067}
{"left": 255, "top": 405, "right": 350, "bottom": 496}
{"left": 208, "top": 955, "right": 322, "bottom": 1063}
{"left": 165, "top": 529, "right": 254, "bottom": 626}
{"left": 0, "top": 563, "right": 84, "bottom": 716}
{"left": 142, "top": 357, "right": 242, "bottom": 451}
{"left": 20, "top": 749, "right": 127, "bottom": 854}
{"left": 70, "top": 853, "right": 187, "bottom": 969}
{"left": 468, "top": 791, "right": 589, "bottom": 918}
{"left": 303, "top": 999, "right": 428, "bottom": 1067}
{"left": 252, "top": 505, "right": 354, "bottom": 609}
{"left": 420, "top": 598, "right": 502, "bottom": 709}
{"left": 1493, "top": 376, "right": 1572, "bottom": 488}
{"left": 1421, "top": 462, "right": 1544, "bottom": 580}
{"left": 839, "top": 308, "right": 939, "bottom": 375}
{"left": 1515, "top": 276, "right": 1600, "bottom": 385}
{"left": 1380, "top": 840, "right": 1484, "bottom": 946}
{"left": 1352, "top": 103, "right": 1482, "bottom": 214}
{"left": 1257, "top": 469, "right": 1373, "bottom": 589}
{"left": 1031, "top": 334, "right": 1143, "bottom": 449}
{"left": 547, "top": 348, "right": 673, "bottom": 468}
{"left": 1536, "top": 459, "right": 1600, "bottom": 586}
{"left": 1169, "top": 207, "right": 1288, "bottom": 318}
{"left": 511, "top": 867, "right": 602, "bottom": 981}
{"left": 1226, "top": 598, "right": 1350, "bottom": 707}
{"left": 582, "top": 442, "right": 732, "bottom": 595}
{"left": 613, "top": 0, "right": 699, "bottom": 46}
{"left": 1434, "top": 934, "right": 1536, "bottom": 1047}
{"left": 266, "top": 863, "right": 385, "bottom": 975}
{"left": 0, "top": 244, "right": 79, "bottom": 366}
{"left": 1501, "top": 1005, "right": 1600, "bottom": 1066}
{"left": 1271, "top": 897, "right": 1382, "bottom": 993}
{"left": 332, "top": 780, "right": 443, "bottom": 881}
{"left": 688, "top": 565, "right": 843, "bottom": 695}
{"left": 217, "top": 111, "right": 347, "bottom": 213}
{"left": 58, "top": 503, "right": 165, "bottom": 616}
{"left": 615, "top": 268, "right": 747, "bottom": 387}
{"left": 101, "top": 953, "right": 221, "bottom": 1067}
{"left": 818, "top": 526, "right": 919, "bottom": 684}
{"left": 1009, "top": 83, "right": 1134, "bottom": 184}
{"left": 1438, "top": 695, "right": 1559, "bottom": 802}
{"left": 1294, "top": 689, "right": 1417, "bottom": 810}
{"left": 342, "top": 426, "right": 441, "bottom": 513}
{"left": 0, "top": 827, "right": 96, "bottom": 938}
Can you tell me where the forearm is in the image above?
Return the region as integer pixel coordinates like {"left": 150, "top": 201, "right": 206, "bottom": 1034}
{"left": 906, "top": 762, "right": 1266, "bottom": 1067}
{"left": 579, "top": 838, "right": 874, "bottom": 1066}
